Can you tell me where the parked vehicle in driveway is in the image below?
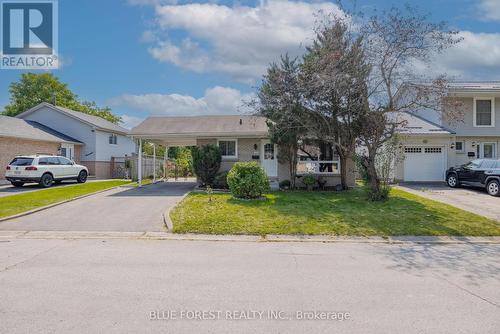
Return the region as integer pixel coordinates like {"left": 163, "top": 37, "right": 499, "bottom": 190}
{"left": 5, "top": 155, "right": 88, "bottom": 188}
{"left": 446, "top": 159, "right": 500, "bottom": 196}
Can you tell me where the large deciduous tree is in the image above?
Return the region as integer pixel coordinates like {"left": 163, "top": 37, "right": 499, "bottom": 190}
{"left": 3, "top": 73, "right": 121, "bottom": 124}
{"left": 300, "top": 19, "right": 370, "bottom": 190}
{"left": 356, "top": 5, "right": 463, "bottom": 200}
{"left": 256, "top": 55, "right": 307, "bottom": 188}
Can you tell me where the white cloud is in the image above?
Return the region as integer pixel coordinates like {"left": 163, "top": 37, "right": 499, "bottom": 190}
{"left": 127, "top": 0, "right": 176, "bottom": 6}
{"left": 120, "top": 114, "right": 144, "bottom": 129}
{"left": 109, "top": 86, "right": 254, "bottom": 116}
{"left": 144, "top": 0, "right": 342, "bottom": 83}
{"left": 413, "top": 31, "right": 500, "bottom": 80}
{"left": 478, "top": 0, "right": 500, "bottom": 21}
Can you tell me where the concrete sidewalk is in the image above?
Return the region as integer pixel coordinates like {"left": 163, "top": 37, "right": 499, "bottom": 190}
{"left": 0, "top": 230, "right": 499, "bottom": 244}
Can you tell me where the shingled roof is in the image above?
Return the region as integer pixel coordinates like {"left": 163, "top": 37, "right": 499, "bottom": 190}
{"left": 130, "top": 115, "right": 269, "bottom": 137}
{"left": 0, "top": 115, "right": 82, "bottom": 144}
{"left": 17, "top": 102, "right": 129, "bottom": 135}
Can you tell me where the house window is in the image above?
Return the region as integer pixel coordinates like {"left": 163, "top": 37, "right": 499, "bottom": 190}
{"left": 218, "top": 139, "right": 237, "bottom": 158}
{"left": 296, "top": 141, "right": 340, "bottom": 175}
{"left": 455, "top": 141, "right": 464, "bottom": 153}
{"left": 474, "top": 98, "right": 495, "bottom": 127}
{"left": 109, "top": 134, "right": 118, "bottom": 145}
{"left": 477, "top": 143, "right": 497, "bottom": 159}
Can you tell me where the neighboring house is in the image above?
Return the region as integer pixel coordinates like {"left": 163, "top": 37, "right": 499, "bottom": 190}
{"left": 0, "top": 115, "right": 82, "bottom": 182}
{"left": 130, "top": 115, "right": 355, "bottom": 187}
{"left": 16, "top": 102, "right": 136, "bottom": 178}
{"left": 395, "top": 82, "right": 500, "bottom": 182}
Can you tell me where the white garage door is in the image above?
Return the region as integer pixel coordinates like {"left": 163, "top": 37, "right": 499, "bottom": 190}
{"left": 403, "top": 146, "right": 446, "bottom": 182}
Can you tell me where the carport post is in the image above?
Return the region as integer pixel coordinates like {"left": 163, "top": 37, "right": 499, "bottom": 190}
{"left": 152, "top": 143, "right": 156, "bottom": 183}
{"left": 138, "top": 139, "right": 142, "bottom": 187}
{"left": 163, "top": 146, "right": 168, "bottom": 180}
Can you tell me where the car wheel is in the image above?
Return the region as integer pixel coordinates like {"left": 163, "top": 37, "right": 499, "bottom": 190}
{"left": 39, "top": 173, "right": 53, "bottom": 188}
{"left": 77, "top": 170, "right": 88, "bottom": 183}
{"left": 11, "top": 181, "right": 24, "bottom": 187}
{"left": 486, "top": 180, "right": 500, "bottom": 197}
{"left": 446, "top": 174, "right": 459, "bottom": 188}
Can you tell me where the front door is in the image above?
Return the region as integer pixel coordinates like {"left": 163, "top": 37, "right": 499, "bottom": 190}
{"left": 260, "top": 140, "right": 277, "bottom": 177}
{"left": 60, "top": 143, "right": 75, "bottom": 160}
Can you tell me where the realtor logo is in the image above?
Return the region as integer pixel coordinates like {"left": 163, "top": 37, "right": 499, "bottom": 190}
{"left": 1, "top": 0, "right": 58, "bottom": 69}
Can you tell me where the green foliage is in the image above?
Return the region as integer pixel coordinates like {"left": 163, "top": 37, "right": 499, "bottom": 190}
{"left": 302, "top": 174, "right": 317, "bottom": 186}
{"left": 213, "top": 171, "right": 229, "bottom": 189}
{"left": 192, "top": 144, "right": 222, "bottom": 186}
{"left": 3, "top": 73, "right": 121, "bottom": 124}
{"left": 227, "top": 162, "right": 270, "bottom": 199}
{"left": 354, "top": 155, "right": 370, "bottom": 182}
{"left": 175, "top": 147, "right": 193, "bottom": 177}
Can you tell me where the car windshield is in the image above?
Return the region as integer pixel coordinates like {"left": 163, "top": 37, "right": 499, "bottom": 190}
{"left": 9, "top": 158, "right": 34, "bottom": 166}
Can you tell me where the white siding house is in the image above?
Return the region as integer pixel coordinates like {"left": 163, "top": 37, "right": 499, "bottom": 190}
{"left": 17, "top": 103, "right": 136, "bottom": 178}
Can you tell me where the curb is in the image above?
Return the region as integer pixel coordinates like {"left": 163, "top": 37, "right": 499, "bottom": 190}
{"left": 0, "top": 182, "right": 133, "bottom": 223}
{"left": 0, "top": 230, "right": 499, "bottom": 244}
{"left": 162, "top": 190, "right": 192, "bottom": 232}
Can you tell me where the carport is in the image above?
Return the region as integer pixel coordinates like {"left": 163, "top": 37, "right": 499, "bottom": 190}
{"left": 133, "top": 135, "right": 196, "bottom": 187}
{"left": 129, "top": 115, "right": 270, "bottom": 186}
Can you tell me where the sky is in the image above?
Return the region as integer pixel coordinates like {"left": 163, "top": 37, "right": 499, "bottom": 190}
{"left": 1, "top": 0, "right": 499, "bottom": 128}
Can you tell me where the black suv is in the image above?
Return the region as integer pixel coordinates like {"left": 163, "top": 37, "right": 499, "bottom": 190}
{"left": 446, "top": 159, "right": 500, "bottom": 196}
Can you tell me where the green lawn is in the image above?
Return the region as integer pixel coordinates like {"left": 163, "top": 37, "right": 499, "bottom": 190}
{"left": 0, "top": 180, "right": 131, "bottom": 219}
{"left": 170, "top": 188, "right": 500, "bottom": 236}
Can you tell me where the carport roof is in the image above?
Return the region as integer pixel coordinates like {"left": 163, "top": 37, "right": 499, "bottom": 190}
{"left": 130, "top": 115, "right": 269, "bottom": 138}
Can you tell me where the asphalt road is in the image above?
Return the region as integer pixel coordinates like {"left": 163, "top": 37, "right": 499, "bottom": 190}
{"left": 0, "top": 239, "right": 498, "bottom": 333}
{"left": 0, "top": 181, "right": 196, "bottom": 231}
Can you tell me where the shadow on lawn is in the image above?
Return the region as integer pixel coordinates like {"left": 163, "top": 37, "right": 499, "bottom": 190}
{"left": 225, "top": 189, "right": 483, "bottom": 236}
{"left": 377, "top": 243, "right": 500, "bottom": 286}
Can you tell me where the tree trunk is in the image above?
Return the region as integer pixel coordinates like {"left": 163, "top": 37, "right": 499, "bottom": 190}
{"left": 336, "top": 144, "right": 353, "bottom": 190}
{"left": 339, "top": 155, "right": 348, "bottom": 190}
{"left": 290, "top": 144, "right": 298, "bottom": 189}
{"left": 366, "top": 153, "right": 382, "bottom": 200}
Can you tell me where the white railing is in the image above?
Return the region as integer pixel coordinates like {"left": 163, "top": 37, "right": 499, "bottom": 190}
{"left": 297, "top": 160, "right": 340, "bottom": 175}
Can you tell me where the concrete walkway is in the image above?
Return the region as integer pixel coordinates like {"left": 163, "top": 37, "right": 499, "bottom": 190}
{"left": 396, "top": 183, "right": 500, "bottom": 221}
{"left": 0, "top": 181, "right": 196, "bottom": 232}
{"left": 0, "top": 238, "right": 498, "bottom": 333}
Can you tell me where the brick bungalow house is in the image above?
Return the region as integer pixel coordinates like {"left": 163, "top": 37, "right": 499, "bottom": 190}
{"left": 130, "top": 115, "right": 356, "bottom": 188}
{"left": 0, "top": 115, "right": 82, "bottom": 183}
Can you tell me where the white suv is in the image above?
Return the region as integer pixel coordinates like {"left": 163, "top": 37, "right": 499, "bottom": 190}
{"left": 5, "top": 155, "right": 88, "bottom": 188}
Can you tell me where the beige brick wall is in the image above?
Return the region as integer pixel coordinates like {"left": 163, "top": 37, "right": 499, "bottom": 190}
{"left": 196, "top": 138, "right": 262, "bottom": 172}
{"left": 0, "top": 136, "right": 60, "bottom": 180}
{"left": 194, "top": 137, "right": 355, "bottom": 187}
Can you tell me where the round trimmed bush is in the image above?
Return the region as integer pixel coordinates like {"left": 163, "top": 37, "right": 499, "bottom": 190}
{"left": 227, "top": 162, "right": 270, "bottom": 199}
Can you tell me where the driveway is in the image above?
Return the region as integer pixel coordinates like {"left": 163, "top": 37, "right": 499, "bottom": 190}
{"left": 0, "top": 239, "right": 498, "bottom": 333}
{"left": 397, "top": 183, "right": 500, "bottom": 221}
{"left": 0, "top": 181, "right": 195, "bottom": 232}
